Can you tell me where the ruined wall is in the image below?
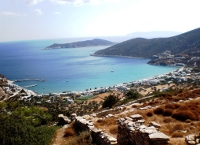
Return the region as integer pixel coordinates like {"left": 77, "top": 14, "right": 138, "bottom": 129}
{"left": 185, "top": 133, "right": 200, "bottom": 145}
{"left": 74, "top": 116, "right": 117, "bottom": 145}
{"left": 74, "top": 114, "right": 169, "bottom": 145}
{"left": 117, "top": 114, "right": 169, "bottom": 145}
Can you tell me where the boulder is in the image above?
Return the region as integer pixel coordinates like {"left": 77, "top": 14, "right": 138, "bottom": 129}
{"left": 57, "top": 114, "right": 71, "bottom": 125}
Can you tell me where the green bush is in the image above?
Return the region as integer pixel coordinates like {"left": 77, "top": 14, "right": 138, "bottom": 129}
{"left": 126, "top": 90, "right": 141, "bottom": 99}
{"left": 0, "top": 115, "right": 58, "bottom": 145}
{"left": 102, "top": 95, "right": 119, "bottom": 108}
{"left": 0, "top": 103, "right": 57, "bottom": 145}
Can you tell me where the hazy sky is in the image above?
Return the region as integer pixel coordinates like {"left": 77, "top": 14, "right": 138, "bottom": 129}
{"left": 0, "top": 0, "right": 200, "bottom": 42}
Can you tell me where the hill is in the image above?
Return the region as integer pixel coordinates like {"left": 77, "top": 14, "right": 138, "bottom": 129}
{"left": 45, "top": 39, "right": 115, "bottom": 49}
{"left": 93, "top": 28, "right": 200, "bottom": 58}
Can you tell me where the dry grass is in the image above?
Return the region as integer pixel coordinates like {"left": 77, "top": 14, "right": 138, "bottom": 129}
{"left": 64, "top": 131, "right": 93, "bottom": 145}
{"left": 69, "top": 88, "right": 200, "bottom": 145}
{"left": 109, "top": 125, "right": 118, "bottom": 135}
{"left": 63, "top": 126, "right": 76, "bottom": 138}
{"left": 94, "top": 117, "right": 117, "bottom": 129}
{"left": 169, "top": 138, "right": 187, "bottom": 145}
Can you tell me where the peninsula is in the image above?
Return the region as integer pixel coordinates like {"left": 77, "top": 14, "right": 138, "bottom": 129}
{"left": 93, "top": 27, "right": 200, "bottom": 67}
{"left": 45, "top": 38, "right": 115, "bottom": 49}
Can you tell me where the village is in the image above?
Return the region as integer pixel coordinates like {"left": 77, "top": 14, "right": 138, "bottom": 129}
{"left": 1, "top": 66, "right": 199, "bottom": 106}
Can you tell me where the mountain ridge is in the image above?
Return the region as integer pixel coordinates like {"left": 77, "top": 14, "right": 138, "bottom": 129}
{"left": 93, "top": 27, "right": 200, "bottom": 58}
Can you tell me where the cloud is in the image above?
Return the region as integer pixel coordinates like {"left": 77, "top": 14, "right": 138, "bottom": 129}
{"left": 54, "top": 12, "right": 61, "bottom": 15}
{"left": 104, "top": 0, "right": 121, "bottom": 3}
{"left": 50, "top": 0, "right": 100, "bottom": 5}
{"left": 34, "top": 9, "right": 44, "bottom": 15}
{"left": 0, "top": 11, "right": 27, "bottom": 16}
{"left": 25, "top": 0, "right": 43, "bottom": 5}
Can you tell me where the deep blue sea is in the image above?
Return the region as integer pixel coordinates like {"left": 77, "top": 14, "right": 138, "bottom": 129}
{"left": 0, "top": 39, "right": 177, "bottom": 94}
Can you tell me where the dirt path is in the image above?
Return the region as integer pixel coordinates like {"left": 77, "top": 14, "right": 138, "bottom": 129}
{"left": 51, "top": 125, "right": 69, "bottom": 145}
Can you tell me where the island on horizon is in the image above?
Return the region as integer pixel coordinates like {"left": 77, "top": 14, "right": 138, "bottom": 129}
{"left": 44, "top": 38, "right": 116, "bottom": 49}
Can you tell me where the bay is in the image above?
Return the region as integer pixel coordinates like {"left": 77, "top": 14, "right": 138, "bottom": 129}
{"left": 0, "top": 39, "right": 177, "bottom": 94}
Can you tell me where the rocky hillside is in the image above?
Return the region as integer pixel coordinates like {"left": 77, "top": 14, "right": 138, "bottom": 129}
{"left": 45, "top": 39, "right": 115, "bottom": 49}
{"left": 93, "top": 27, "right": 200, "bottom": 58}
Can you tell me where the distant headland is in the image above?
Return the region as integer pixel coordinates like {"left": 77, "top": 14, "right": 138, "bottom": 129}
{"left": 44, "top": 38, "right": 116, "bottom": 49}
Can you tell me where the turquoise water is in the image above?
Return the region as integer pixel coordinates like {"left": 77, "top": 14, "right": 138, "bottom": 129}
{"left": 0, "top": 39, "right": 177, "bottom": 94}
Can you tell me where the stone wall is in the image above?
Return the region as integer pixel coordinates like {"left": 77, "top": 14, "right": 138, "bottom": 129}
{"left": 74, "top": 114, "right": 169, "bottom": 145}
{"left": 185, "top": 133, "right": 200, "bottom": 145}
{"left": 117, "top": 114, "right": 169, "bottom": 145}
{"left": 74, "top": 116, "right": 117, "bottom": 145}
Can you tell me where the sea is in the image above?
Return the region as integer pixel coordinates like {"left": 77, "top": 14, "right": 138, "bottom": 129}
{"left": 0, "top": 38, "right": 177, "bottom": 94}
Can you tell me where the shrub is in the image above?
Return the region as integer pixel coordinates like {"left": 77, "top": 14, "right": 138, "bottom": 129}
{"left": 171, "top": 132, "right": 184, "bottom": 138}
{"left": 125, "top": 90, "right": 141, "bottom": 99}
{"left": 178, "top": 105, "right": 189, "bottom": 111}
{"left": 146, "top": 111, "right": 153, "bottom": 117}
{"left": 165, "top": 104, "right": 175, "bottom": 109}
{"left": 163, "top": 117, "right": 172, "bottom": 123}
{"left": 172, "top": 124, "right": 184, "bottom": 132}
{"left": 153, "top": 107, "right": 164, "bottom": 115}
{"left": 172, "top": 110, "right": 197, "bottom": 121}
{"left": 102, "top": 95, "right": 119, "bottom": 108}
{"left": 163, "top": 109, "right": 173, "bottom": 116}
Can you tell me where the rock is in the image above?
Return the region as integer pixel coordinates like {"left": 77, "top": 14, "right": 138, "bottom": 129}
{"left": 130, "top": 114, "right": 143, "bottom": 121}
{"left": 139, "top": 105, "right": 152, "bottom": 110}
{"left": 57, "top": 114, "right": 71, "bottom": 125}
{"left": 106, "top": 114, "right": 114, "bottom": 118}
{"left": 186, "top": 133, "right": 200, "bottom": 145}
{"left": 186, "top": 134, "right": 195, "bottom": 141}
{"left": 143, "top": 126, "right": 157, "bottom": 134}
{"left": 187, "top": 141, "right": 196, "bottom": 145}
{"left": 91, "top": 113, "right": 97, "bottom": 117}
{"left": 71, "top": 113, "right": 77, "bottom": 120}
{"left": 149, "top": 132, "right": 170, "bottom": 140}
{"left": 149, "top": 121, "right": 161, "bottom": 129}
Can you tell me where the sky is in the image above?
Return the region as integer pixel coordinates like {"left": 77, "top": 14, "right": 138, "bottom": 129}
{"left": 0, "top": 0, "right": 200, "bottom": 42}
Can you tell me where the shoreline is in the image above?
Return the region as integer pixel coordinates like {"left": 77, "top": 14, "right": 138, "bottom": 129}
{"left": 91, "top": 54, "right": 149, "bottom": 59}
{"left": 9, "top": 66, "right": 181, "bottom": 96}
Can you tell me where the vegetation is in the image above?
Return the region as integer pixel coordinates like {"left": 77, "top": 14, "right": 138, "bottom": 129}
{"left": 125, "top": 89, "right": 141, "bottom": 99}
{"left": 102, "top": 94, "right": 119, "bottom": 108}
{"left": 0, "top": 101, "right": 58, "bottom": 145}
{"left": 64, "top": 131, "right": 93, "bottom": 145}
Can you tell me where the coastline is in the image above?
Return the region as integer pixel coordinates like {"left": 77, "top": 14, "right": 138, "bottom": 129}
{"left": 10, "top": 66, "right": 181, "bottom": 96}
{"left": 91, "top": 54, "right": 148, "bottom": 59}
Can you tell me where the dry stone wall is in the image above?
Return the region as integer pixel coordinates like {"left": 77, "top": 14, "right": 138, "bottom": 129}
{"left": 74, "top": 116, "right": 117, "bottom": 145}
{"left": 74, "top": 114, "right": 169, "bottom": 145}
{"left": 185, "top": 133, "right": 200, "bottom": 145}
{"left": 117, "top": 114, "right": 169, "bottom": 145}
